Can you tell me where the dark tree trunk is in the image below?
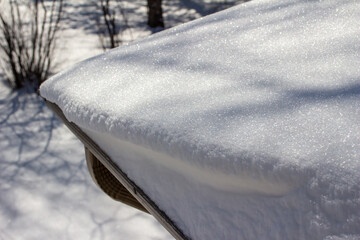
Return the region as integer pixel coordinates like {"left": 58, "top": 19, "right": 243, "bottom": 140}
{"left": 147, "top": 0, "right": 164, "bottom": 28}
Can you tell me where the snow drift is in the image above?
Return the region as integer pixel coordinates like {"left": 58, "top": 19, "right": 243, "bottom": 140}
{"left": 40, "top": 0, "right": 360, "bottom": 239}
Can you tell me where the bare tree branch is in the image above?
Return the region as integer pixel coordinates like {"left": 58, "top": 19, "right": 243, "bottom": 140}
{"left": 0, "top": 0, "right": 63, "bottom": 90}
{"left": 95, "top": 0, "right": 129, "bottom": 50}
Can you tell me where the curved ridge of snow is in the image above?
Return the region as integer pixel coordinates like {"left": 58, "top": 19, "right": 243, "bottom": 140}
{"left": 84, "top": 128, "right": 305, "bottom": 196}
{"left": 41, "top": 0, "right": 360, "bottom": 239}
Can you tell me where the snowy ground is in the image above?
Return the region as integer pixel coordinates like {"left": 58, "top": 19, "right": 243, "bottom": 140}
{"left": 0, "top": 1, "right": 246, "bottom": 239}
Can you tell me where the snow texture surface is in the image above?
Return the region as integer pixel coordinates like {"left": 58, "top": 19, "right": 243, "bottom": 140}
{"left": 41, "top": 0, "right": 360, "bottom": 239}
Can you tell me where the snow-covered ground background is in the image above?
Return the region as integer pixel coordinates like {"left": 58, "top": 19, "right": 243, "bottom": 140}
{"left": 0, "top": 1, "right": 246, "bottom": 239}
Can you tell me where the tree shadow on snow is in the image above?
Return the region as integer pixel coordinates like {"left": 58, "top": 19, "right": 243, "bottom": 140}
{"left": 0, "top": 85, "right": 60, "bottom": 180}
{"left": 0, "top": 80, "right": 89, "bottom": 196}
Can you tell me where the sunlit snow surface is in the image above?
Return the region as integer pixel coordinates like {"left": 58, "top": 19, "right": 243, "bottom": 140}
{"left": 41, "top": 0, "right": 360, "bottom": 239}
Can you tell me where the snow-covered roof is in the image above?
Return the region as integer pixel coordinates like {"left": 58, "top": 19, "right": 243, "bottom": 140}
{"left": 40, "top": 0, "right": 360, "bottom": 239}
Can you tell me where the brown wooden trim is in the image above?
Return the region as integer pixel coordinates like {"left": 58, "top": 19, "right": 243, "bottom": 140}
{"left": 44, "top": 100, "right": 189, "bottom": 240}
{"left": 85, "top": 147, "right": 149, "bottom": 213}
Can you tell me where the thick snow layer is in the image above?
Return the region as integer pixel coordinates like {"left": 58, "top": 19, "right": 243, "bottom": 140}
{"left": 41, "top": 0, "right": 360, "bottom": 239}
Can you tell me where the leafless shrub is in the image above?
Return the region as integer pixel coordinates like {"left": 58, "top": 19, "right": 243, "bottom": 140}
{"left": 0, "top": 0, "right": 63, "bottom": 90}
{"left": 95, "top": 0, "right": 130, "bottom": 50}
